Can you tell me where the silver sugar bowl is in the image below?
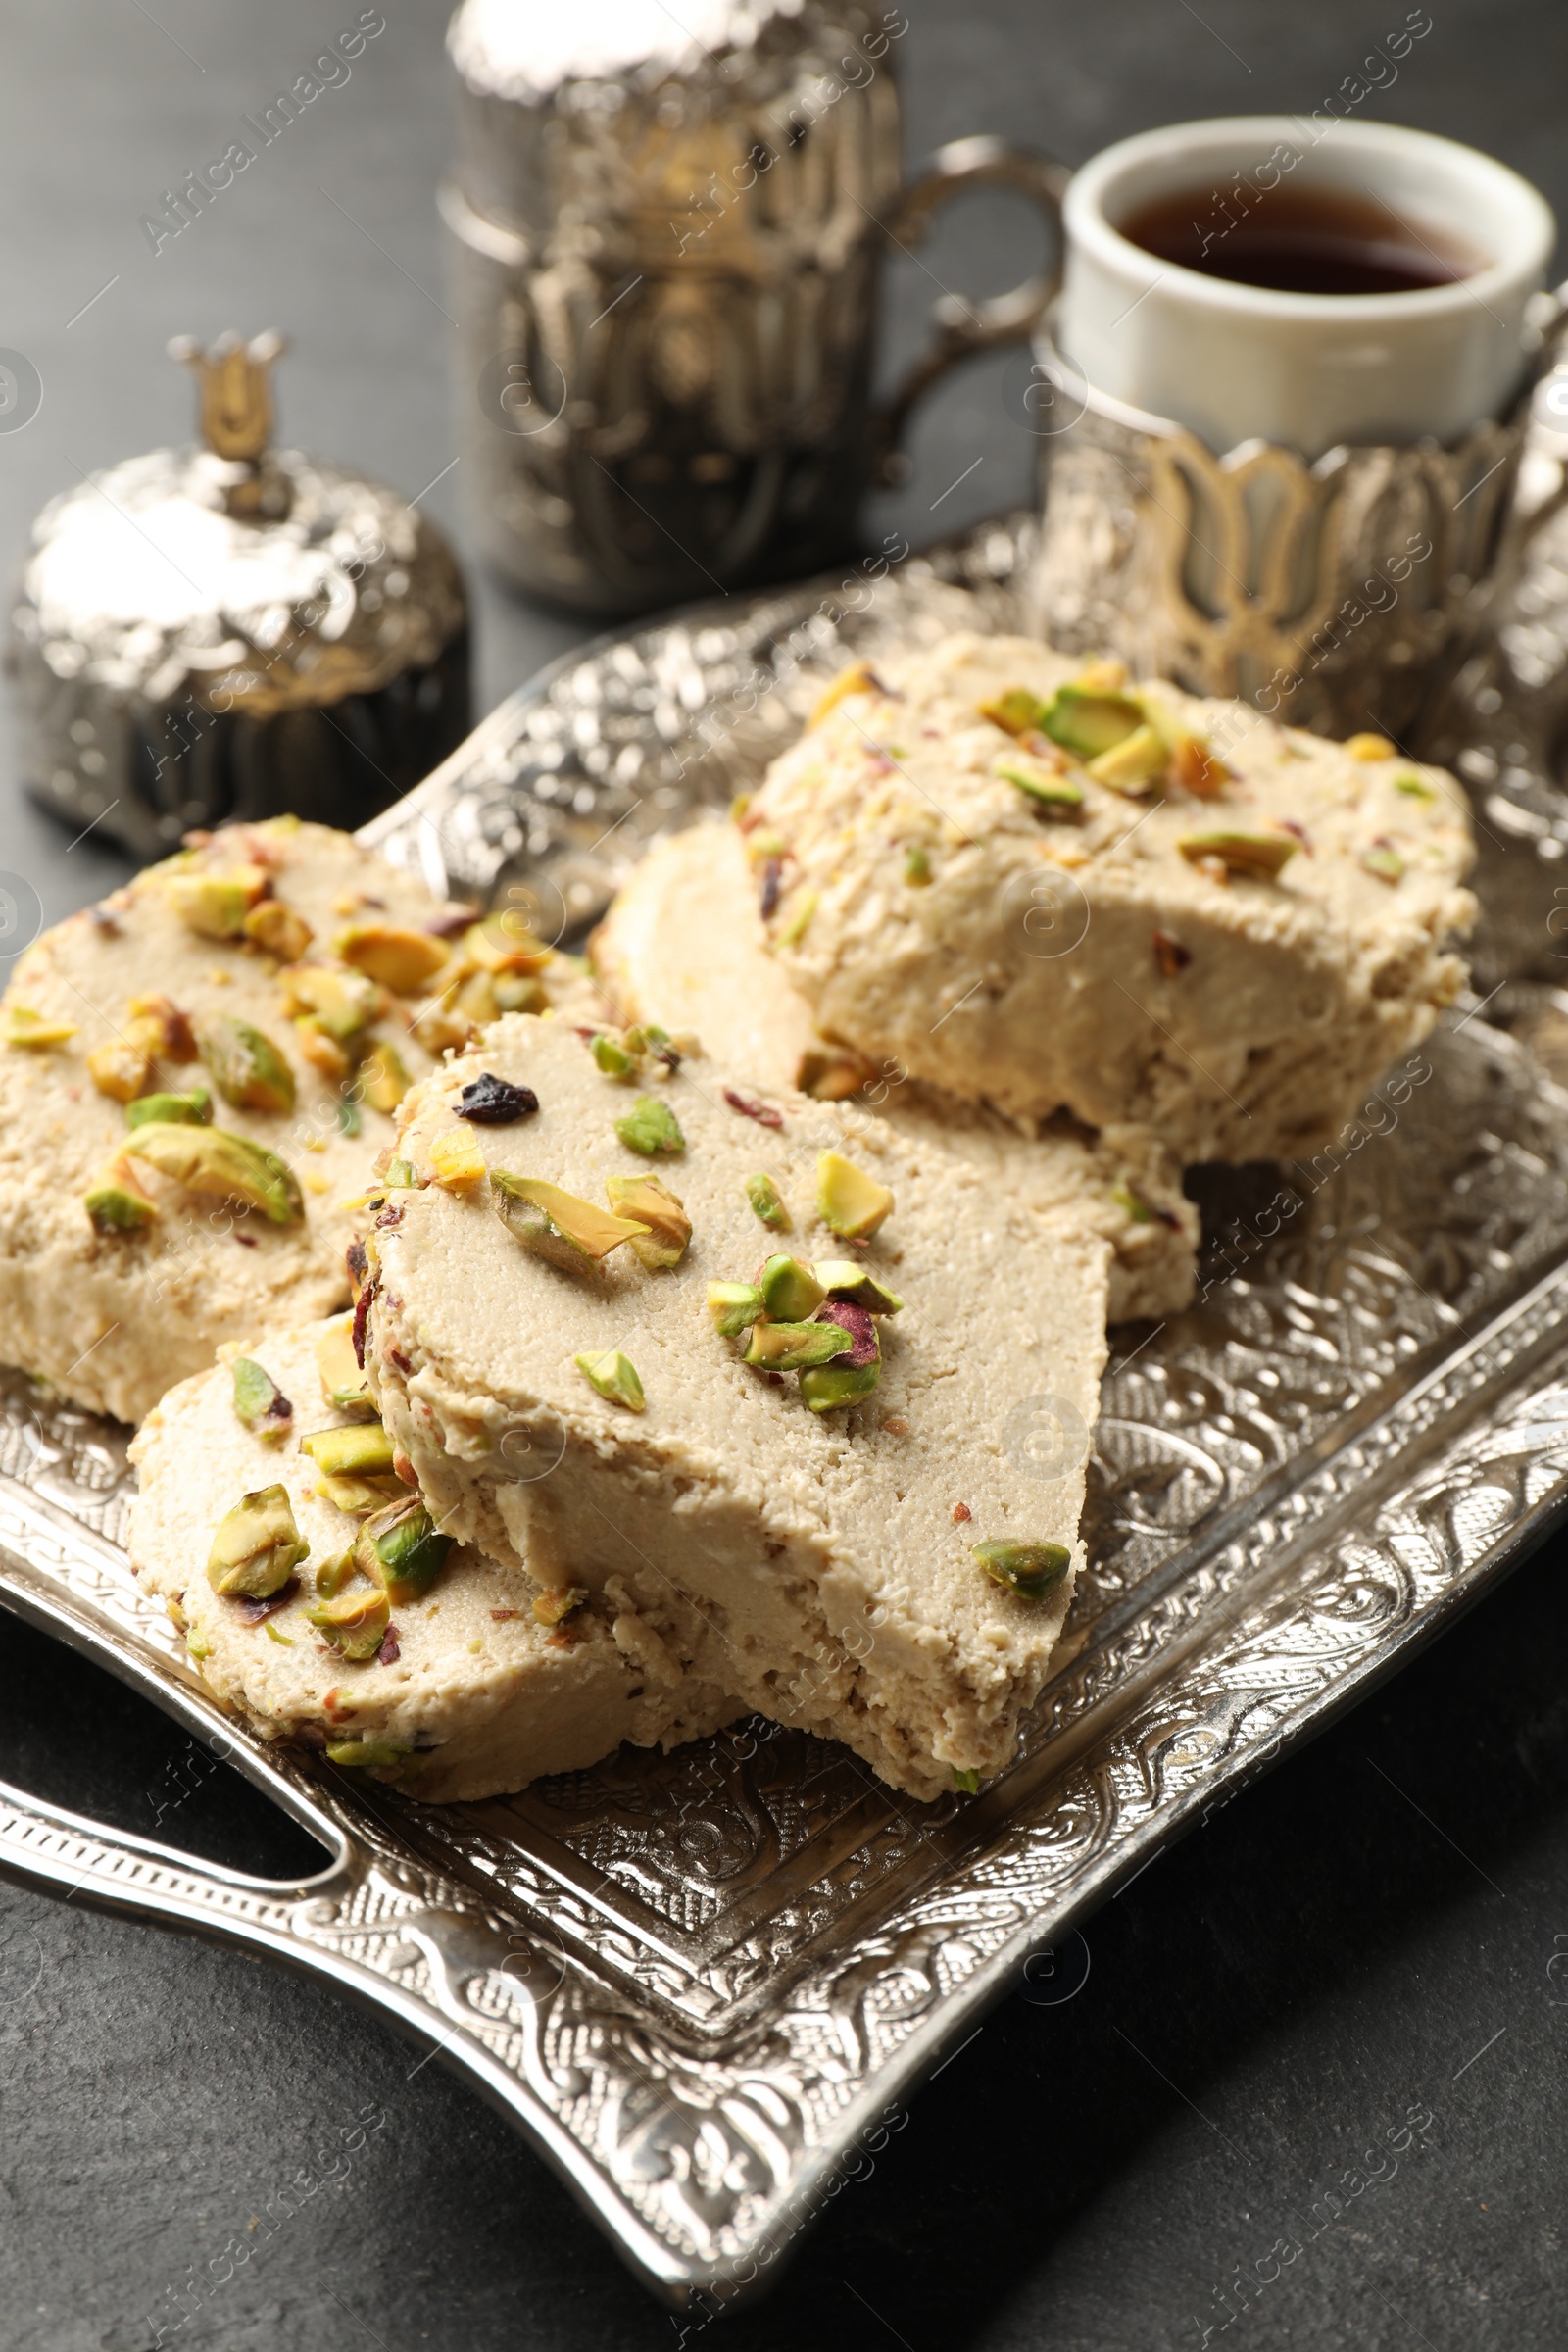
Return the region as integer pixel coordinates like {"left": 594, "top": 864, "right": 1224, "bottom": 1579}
{"left": 8, "top": 333, "right": 471, "bottom": 861}
{"left": 443, "top": 0, "right": 1064, "bottom": 614}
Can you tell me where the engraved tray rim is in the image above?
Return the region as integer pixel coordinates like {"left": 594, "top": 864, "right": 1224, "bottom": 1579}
{"left": 8, "top": 506, "right": 1568, "bottom": 2310}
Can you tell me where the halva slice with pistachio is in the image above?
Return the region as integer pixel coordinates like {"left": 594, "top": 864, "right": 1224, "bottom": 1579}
{"left": 362, "top": 1015, "right": 1107, "bottom": 1801}
{"left": 127, "top": 1319, "right": 740, "bottom": 1802}
{"left": 592, "top": 820, "right": 1196, "bottom": 1321}
{"left": 0, "top": 816, "right": 610, "bottom": 1423}
{"left": 735, "top": 632, "right": 1476, "bottom": 1161}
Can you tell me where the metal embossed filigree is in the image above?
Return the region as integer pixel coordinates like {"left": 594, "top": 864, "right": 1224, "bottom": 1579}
{"left": 12, "top": 504, "right": 1568, "bottom": 2303}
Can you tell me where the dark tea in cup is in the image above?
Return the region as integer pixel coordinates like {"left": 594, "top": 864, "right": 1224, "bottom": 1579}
{"left": 1116, "top": 181, "right": 1483, "bottom": 296}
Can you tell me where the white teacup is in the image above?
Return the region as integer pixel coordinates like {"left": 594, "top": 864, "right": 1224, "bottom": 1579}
{"left": 1058, "top": 116, "right": 1555, "bottom": 457}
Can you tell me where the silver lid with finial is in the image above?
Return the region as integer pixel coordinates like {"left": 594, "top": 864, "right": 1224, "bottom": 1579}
{"left": 7, "top": 332, "right": 471, "bottom": 859}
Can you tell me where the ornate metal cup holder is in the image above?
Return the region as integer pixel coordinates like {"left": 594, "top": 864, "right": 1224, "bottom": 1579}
{"left": 8, "top": 495, "right": 1568, "bottom": 2304}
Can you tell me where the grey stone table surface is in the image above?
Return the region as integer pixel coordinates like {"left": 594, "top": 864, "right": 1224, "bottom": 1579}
{"left": 3, "top": 2, "right": 1568, "bottom": 2346}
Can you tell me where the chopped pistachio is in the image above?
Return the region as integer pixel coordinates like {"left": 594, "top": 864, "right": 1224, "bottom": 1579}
{"left": 207, "top": 1484, "right": 309, "bottom": 1597}
{"left": 1347, "top": 731, "right": 1396, "bottom": 761}
{"left": 197, "top": 1014, "right": 296, "bottom": 1113}
{"left": 334, "top": 921, "right": 449, "bottom": 995}
{"left": 615, "top": 1096, "right": 685, "bottom": 1155}
{"left": 264, "top": 1621, "right": 295, "bottom": 1646}
{"left": 745, "top": 1171, "right": 790, "bottom": 1230}
{"left": 799, "top": 1359, "right": 880, "bottom": 1409}
{"left": 325, "top": 1738, "right": 411, "bottom": 1770}
{"left": 1038, "top": 684, "right": 1145, "bottom": 760}
{"left": 1086, "top": 723, "right": 1169, "bottom": 795}
{"left": 87, "top": 1038, "right": 154, "bottom": 1102}
{"left": 533, "top": 1582, "right": 590, "bottom": 1628}
{"left": 816, "top": 1149, "right": 894, "bottom": 1240}
{"left": 1362, "top": 842, "right": 1406, "bottom": 883}
{"left": 464, "top": 911, "right": 551, "bottom": 976}
{"left": 1176, "top": 829, "right": 1298, "bottom": 881}
{"left": 493, "top": 971, "right": 548, "bottom": 1014}
{"left": 453, "top": 968, "right": 500, "bottom": 1027}
{"left": 241, "top": 898, "right": 313, "bottom": 960}
{"left": 427, "top": 1128, "right": 488, "bottom": 1191}
{"left": 356, "top": 1496, "right": 453, "bottom": 1604}
{"left": 708, "top": 1281, "right": 764, "bottom": 1336}
{"left": 125, "top": 1088, "right": 211, "bottom": 1129}
{"left": 744, "top": 1319, "right": 853, "bottom": 1371}
{"left": 280, "top": 962, "right": 382, "bottom": 1041}
{"left": 308, "top": 1584, "right": 391, "bottom": 1660}
{"left": 125, "top": 1122, "right": 304, "bottom": 1223}
{"left": 336, "top": 1095, "right": 363, "bottom": 1137}
{"left": 759, "top": 1254, "right": 825, "bottom": 1321}
{"left": 293, "top": 1018, "right": 351, "bottom": 1083}
{"left": 491, "top": 1171, "right": 649, "bottom": 1269}
{"left": 164, "top": 864, "right": 269, "bottom": 940}
{"left": 313, "top": 1470, "right": 403, "bottom": 1515}
{"left": 1395, "top": 772, "right": 1437, "bottom": 801}
{"left": 591, "top": 1032, "right": 637, "bottom": 1081}
{"left": 903, "top": 842, "right": 932, "bottom": 885}
{"left": 605, "top": 1174, "right": 691, "bottom": 1268}
{"left": 776, "top": 890, "right": 817, "bottom": 947}
{"left": 971, "top": 1539, "right": 1071, "bottom": 1600}
{"left": 574, "top": 1348, "right": 647, "bottom": 1411}
{"left": 385, "top": 1156, "right": 419, "bottom": 1190}
{"left": 301, "top": 1423, "right": 396, "bottom": 1479}
{"left": 979, "top": 687, "right": 1051, "bottom": 739}
{"left": 1110, "top": 1176, "right": 1155, "bottom": 1225}
{"left": 84, "top": 1159, "right": 158, "bottom": 1235}
{"left": 2, "top": 1005, "right": 77, "bottom": 1050}
{"left": 995, "top": 752, "right": 1085, "bottom": 808}
{"left": 951, "top": 1766, "right": 981, "bottom": 1794}
{"left": 360, "top": 1039, "right": 410, "bottom": 1114}
{"left": 231, "top": 1356, "right": 293, "bottom": 1442}
{"left": 315, "top": 1317, "right": 375, "bottom": 1416}
{"left": 186, "top": 1628, "right": 213, "bottom": 1661}
{"left": 1170, "top": 734, "right": 1230, "bottom": 798}
{"left": 128, "top": 993, "right": 197, "bottom": 1061}
{"left": 812, "top": 1260, "right": 904, "bottom": 1313}
{"left": 314, "top": 1546, "right": 356, "bottom": 1599}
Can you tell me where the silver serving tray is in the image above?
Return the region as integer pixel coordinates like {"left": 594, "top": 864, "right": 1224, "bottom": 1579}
{"left": 8, "top": 499, "right": 1568, "bottom": 2310}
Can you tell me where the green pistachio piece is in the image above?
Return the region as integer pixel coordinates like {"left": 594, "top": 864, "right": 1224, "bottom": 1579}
{"left": 574, "top": 1349, "right": 647, "bottom": 1412}
{"left": 533, "top": 1582, "right": 590, "bottom": 1627}
{"left": 1395, "top": 772, "right": 1437, "bottom": 801}
{"left": 605, "top": 1174, "right": 691, "bottom": 1269}
{"left": 490, "top": 1172, "right": 650, "bottom": 1270}
{"left": 1177, "top": 830, "right": 1298, "bottom": 881}
{"left": 281, "top": 962, "right": 382, "bottom": 1041}
{"left": 799, "top": 1359, "right": 881, "bottom": 1410}
{"left": 313, "top": 1470, "right": 404, "bottom": 1516}
{"left": 307, "top": 1585, "right": 391, "bottom": 1659}
{"left": 197, "top": 1014, "right": 297, "bottom": 1114}
{"left": 315, "top": 1317, "right": 376, "bottom": 1416}
{"left": 978, "top": 688, "right": 1051, "bottom": 738}
{"left": 903, "top": 842, "right": 932, "bottom": 885}
{"left": 2, "top": 1005, "right": 78, "bottom": 1049}
{"left": 1362, "top": 843, "right": 1406, "bottom": 883}
{"left": 301, "top": 1423, "right": 395, "bottom": 1479}
{"left": 816, "top": 1150, "right": 894, "bottom": 1240}
{"left": 325, "top": 1739, "right": 412, "bottom": 1771}
{"left": 124, "top": 1088, "right": 211, "bottom": 1130}
{"left": 334, "top": 922, "right": 448, "bottom": 995}
{"left": 994, "top": 753, "right": 1086, "bottom": 808}
{"left": 745, "top": 1171, "right": 790, "bottom": 1230}
{"left": 355, "top": 1496, "right": 453, "bottom": 1604}
{"left": 231, "top": 1356, "right": 293, "bottom": 1443}
{"left": 384, "top": 1157, "right": 417, "bottom": 1189}
{"left": 84, "top": 1162, "right": 158, "bottom": 1235}
{"left": 591, "top": 1032, "right": 637, "bottom": 1081}
{"left": 264, "top": 1622, "right": 294, "bottom": 1646}
{"left": 812, "top": 1260, "right": 905, "bottom": 1313}
{"left": 124, "top": 1122, "right": 304, "bottom": 1224}
{"left": 951, "top": 1766, "right": 981, "bottom": 1794}
{"left": 164, "top": 865, "right": 268, "bottom": 940}
{"left": 776, "top": 890, "right": 817, "bottom": 948}
{"left": 971, "top": 1540, "right": 1072, "bottom": 1600}
{"left": 1110, "top": 1177, "right": 1155, "bottom": 1225}
{"left": 1038, "top": 684, "right": 1145, "bottom": 760}
{"left": 207, "top": 1484, "right": 309, "bottom": 1597}
{"left": 1085, "top": 722, "right": 1169, "bottom": 795}
{"left": 759, "top": 1254, "right": 825, "bottom": 1321}
{"left": 492, "top": 971, "right": 548, "bottom": 1014}
{"left": 185, "top": 1628, "right": 213, "bottom": 1662}
{"left": 708, "top": 1281, "right": 764, "bottom": 1337}
{"left": 314, "top": 1545, "right": 356, "bottom": 1598}
{"left": 360, "top": 1039, "right": 410, "bottom": 1114}
{"left": 744, "top": 1319, "right": 853, "bottom": 1371}
{"left": 614, "top": 1096, "right": 685, "bottom": 1155}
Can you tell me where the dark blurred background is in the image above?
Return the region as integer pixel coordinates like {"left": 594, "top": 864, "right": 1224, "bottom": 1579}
{"left": 3, "top": 4, "right": 1568, "bottom": 2345}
